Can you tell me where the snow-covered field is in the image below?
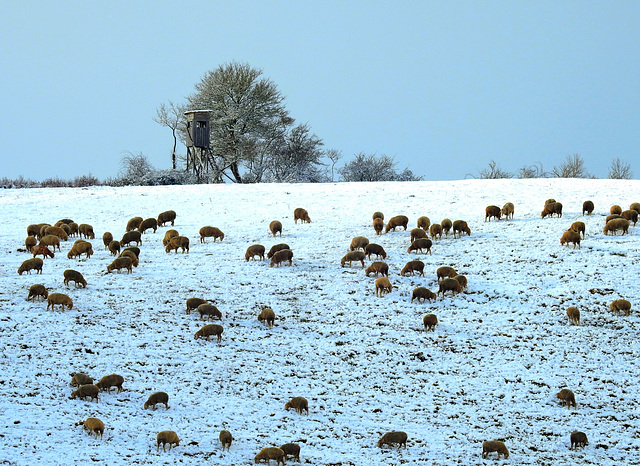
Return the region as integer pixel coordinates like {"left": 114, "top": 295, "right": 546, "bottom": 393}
{"left": 0, "top": 178, "right": 639, "bottom": 465}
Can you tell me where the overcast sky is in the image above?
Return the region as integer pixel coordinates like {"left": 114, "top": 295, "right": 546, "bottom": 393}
{"left": 1, "top": 1, "right": 638, "bottom": 182}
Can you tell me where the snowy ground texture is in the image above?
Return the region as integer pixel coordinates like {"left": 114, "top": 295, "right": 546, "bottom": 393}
{"left": 0, "top": 178, "right": 639, "bottom": 466}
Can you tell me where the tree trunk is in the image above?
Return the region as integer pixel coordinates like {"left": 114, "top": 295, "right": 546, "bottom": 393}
{"left": 230, "top": 162, "right": 243, "bottom": 183}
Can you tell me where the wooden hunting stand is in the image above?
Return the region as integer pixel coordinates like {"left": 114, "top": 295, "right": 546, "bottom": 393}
{"left": 184, "top": 110, "right": 215, "bottom": 180}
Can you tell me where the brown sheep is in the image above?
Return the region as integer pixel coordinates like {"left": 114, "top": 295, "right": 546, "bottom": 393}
{"left": 441, "top": 218, "right": 452, "bottom": 235}
{"left": 77, "top": 417, "right": 104, "bottom": 439}
{"left": 452, "top": 220, "right": 471, "bottom": 238}
{"left": 96, "top": 374, "right": 124, "bottom": 393}
{"left": 285, "top": 396, "right": 309, "bottom": 414}
{"left": 258, "top": 307, "right": 276, "bottom": 327}
{"left": 119, "top": 250, "right": 139, "bottom": 267}
{"left": 267, "top": 243, "right": 290, "bottom": 259}
{"left": 199, "top": 226, "right": 225, "bottom": 243}
{"left": 412, "top": 287, "right": 436, "bottom": 303}
{"left": 372, "top": 211, "right": 384, "bottom": 221}
{"left": 165, "top": 236, "right": 189, "bottom": 253}
{"left": 341, "top": 250, "right": 365, "bottom": 267}
{"left": 603, "top": 218, "right": 630, "bottom": 235}
{"left": 47, "top": 293, "right": 73, "bottom": 311}
{"left": 194, "top": 324, "right": 223, "bottom": 342}
{"left": 417, "top": 216, "right": 431, "bottom": 230}
{"left": 186, "top": 298, "right": 207, "bottom": 315}
{"left": 67, "top": 240, "right": 93, "bottom": 259}
{"left": 436, "top": 266, "right": 457, "bottom": 282}
{"left": 64, "top": 269, "right": 87, "bottom": 288}
{"left": 560, "top": 229, "right": 581, "bottom": 249}
{"left": 375, "top": 277, "right": 392, "bottom": 297}
{"left": 630, "top": 202, "right": 640, "bottom": 214}
{"left": 365, "top": 261, "right": 389, "bottom": 277}
{"left": 482, "top": 440, "right": 509, "bottom": 459}
{"left": 18, "top": 257, "right": 43, "bottom": 275}
{"left": 429, "top": 223, "right": 442, "bottom": 240}
{"left": 485, "top": 205, "right": 502, "bottom": 221}
{"left": 25, "top": 236, "right": 37, "bottom": 251}
{"left": 293, "top": 207, "right": 311, "bottom": 223}
{"left": 350, "top": 236, "right": 369, "bottom": 251}
{"left": 570, "top": 431, "right": 588, "bottom": 450}
{"left": 102, "top": 232, "right": 113, "bottom": 249}
{"left": 197, "top": 303, "right": 222, "bottom": 321}
{"left": 269, "top": 220, "right": 283, "bottom": 237}
{"left": 401, "top": 259, "right": 425, "bottom": 276}
{"left": 570, "top": 221, "right": 586, "bottom": 239}
{"left": 123, "top": 246, "right": 140, "bottom": 257}
{"left": 610, "top": 299, "right": 631, "bottom": 316}
{"left": 566, "top": 306, "right": 580, "bottom": 325}
{"left": 453, "top": 274, "right": 468, "bottom": 290}
{"left": 144, "top": 391, "right": 170, "bottom": 410}
{"left": 407, "top": 238, "right": 432, "bottom": 254}
{"left": 78, "top": 224, "right": 95, "bottom": 239}
{"left": 37, "top": 224, "right": 52, "bottom": 240}
{"left": 162, "top": 229, "right": 179, "bottom": 246}
{"left": 621, "top": 209, "right": 638, "bottom": 226}
{"left": 280, "top": 443, "right": 300, "bottom": 462}
{"left": 107, "top": 256, "right": 132, "bottom": 273}
{"left": 27, "top": 284, "right": 48, "bottom": 301}
{"left": 501, "top": 202, "right": 515, "bottom": 220}
{"left": 70, "top": 372, "right": 93, "bottom": 387}
{"left": 373, "top": 217, "right": 384, "bottom": 235}
{"left": 438, "top": 278, "right": 462, "bottom": 298}
{"left": 108, "top": 240, "right": 121, "bottom": 256}
{"left": 254, "top": 447, "right": 285, "bottom": 465}
{"left": 385, "top": 215, "right": 409, "bottom": 232}
{"left": 44, "top": 225, "right": 68, "bottom": 241}
{"left": 542, "top": 201, "right": 563, "bottom": 218}
{"left": 219, "top": 430, "right": 233, "bottom": 451}
{"left": 121, "top": 230, "right": 142, "bottom": 247}
{"left": 365, "top": 243, "right": 386, "bottom": 260}
{"left": 70, "top": 384, "right": 99, "bottom": 402}
{"left": 610, "top": 204, "right": 622, "bottom": 215}
{"left": 423, "top": 313, "right": 438, "bottom": 331}
{"left": 556, "top": 388, "right": 577, "bottom": 409}
{"left": 126, "top": 216, "right": 143, "bottom": 232}
{"left": 157, "top": 430, "right": 180, "bottom": 451}
{"left": 245, "top": 244, "right": 266, "bottom": 261}
{"left": 410, "top": 227, "right": 427, "bottom": 242}
{"left": 605, "top": 213, "right": 622, "bottom": 223}
{"left": 582, "top": 200, "right": 594, "bottom": 215}
{"left": 270, "top": 249, "right": 293, "bottom": 267}
{"left": 378, "top": 431, "right": 408, "bottom": 448}
{"left": 31, "top": 244, "right": 55, "bottom": 259}
{"left": 157, "top": 210, "right": 177, "bottom": 226}
{"left": 67, "top": 222, "right": 79, "bottom": 237}
{"left": 39, "top": 234, "right": 61, "bottom": 251}
{"left": 27, "top": 223, "right": 43, "bottom": 237}
{"left": 138, "top": 217, "right": 158, "bottom": 234}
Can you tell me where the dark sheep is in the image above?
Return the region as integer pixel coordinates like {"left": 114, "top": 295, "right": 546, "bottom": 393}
{"left": 401, "top": 260, "right": 424, "bottom": 276}
{"left": 365, "top": 261, "right": 389, "bottom": 277}
{"left": 365, "top": 243, "right": 387, "bottom": 260}
{"left": 582, "top": 200, "right": 594, "bottom": 215}
{"left": 412, "top": 287, "right": 436, "bottom": 303}
{"left": 341, "top": 250, "right": 366, "bottom": 267}
{"left": 269, "top": 220, "right": 283, "bottom": 237}
{"left": 293, "top": 207, "right": 311, "bottom": 223}
{"left": 157, "top": 210, "right": 177, "bottom": 226}
{"left": 417, "top": 216, "right": 431, "bottom": 230}
{"left": 452, "top": 219, "right": 471, "bottom": 238}
{"left": 121, "top": 230, "right": 142, "bottom": 247}
{"left": 407, "top": 238, "right": 432, "bottom": 254}
{"left": 485, "top": 205, "right": 502, "bottom": 221}
{"left": 267, "top": 243, "right": 290, "bottom": 259}
{"left": 438, "top": 278, "right": 462, "bottom": 297}
{"left": 385, "top": 215, "right": 409, "bottom": 232}
{"left": 138, "top": 217, "right": 158, "bottom": 234}
{"left": 270, "top": 249, "right": 293, "bottom": 267}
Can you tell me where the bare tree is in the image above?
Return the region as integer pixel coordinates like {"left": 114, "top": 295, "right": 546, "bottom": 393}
{"left": 467, "top": 160, "right": 512, "bottom": 179}
{"left": 552, "top": 154, "right": 591, "bottom": 178}
{"left": 119, "top": 151, "right": 155, "bottom": 183}
{"left": 326, "top": 149, "right": 342, "bottom": 182}
{"left": 153, "top": 101, "right": 186, "bottom": 170}
{"left": 339, "top": 153, "right": 422, "bottom": 182}
{"left": 608, "top": 158, "right": 633, "bottom": 179}
{"left": 517, "top": 162, "right": 549, "bottom": 178}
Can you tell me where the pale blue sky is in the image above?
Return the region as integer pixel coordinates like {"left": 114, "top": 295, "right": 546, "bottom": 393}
{"left": 1, "top": 1, "right": 638, "bottom": 181}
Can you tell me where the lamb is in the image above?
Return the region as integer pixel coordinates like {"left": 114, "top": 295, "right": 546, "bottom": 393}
{"left": 270, "top": 249, "right": 293, "bottom": 267}
{"left": 410, "top": 227, "right": 427, "bottom": 242}
{"left": 423, "top": 313, "right": 438, "bottom": 331}
{"left": 77, "top": 417, "right": 104, "bottom": 439}
{"left": 102, "top": 232, "right": 113, "bottom": 249}
{"left": 108, "top": 240, "right": 121, "bottom": 256}
{"left": 120, "top": 230, "right": 142, "bottom": 247}
{"left": 407, "top": 238, "right": 432, "bottom": 254}
{"left": 436, "top": 266, "right": 457, "bottom": 282}
{"left": 197, "top": 303, "right": 222, "bottom": 321}
{"left": 401, "top": 260, "right": 424, "bottom": 276}
{"left": 582, "top": 200, "right": 594, "bottom": 215}
{"left": 570, "top": 431, "right": 588, "bottom": 450}
{"left": 417, "top": 216, "right": 431, "bottom": 230}
{"left": 199, "top": 226, "right": 225, "bottom": 242}
{"left": 560, "top": 229, "right": 581, "bottom": 249}
{"left": 269, "top": 220, "right": 283, "bottom": 237}
{"left": 157, "top": 210, "right": 177, "bottom": 226}
{"left": 429, "top": 223, "right": 442, "bottom": 240}
{"left": 378, "top": 431, "right": 408, "bottom": 448}
{"left": 373, "top": 217, "right": 384, "bottom": 235}
{"left": 78, "top": 224, "right": 95, "bottom": 239}
{"left": 267, "top": 243, "right": 290, "bottom": 259}
{"left": 350, "top": 236, "right": 369, "bottom": 251}
{"left": 610, "top": 204, "right": 622, "bottom": 215}
{"left": 441, "top": 218, "right": 452, "bottom": 235}
{"left": 603, "top": 218, "right": 630, "bottom": 235}
{"left": 165, "top": 236, "right": 189, "bottom": 253}
{"left": 610, "top": 299, "right": 631, "bottom": 316}
{"left": 25, "top": 236, "right": 37, "bottom": 251}
{"left": 162, "top": 229, "right": 179, "bottom": 246}
{"left": 621, "top": 209, "right": 638, "bottom": 226}
{"left": 138, "top": 217, "right": 158, "bottom": 234}
{"left": 246, "top": 244, "right": 266, "bottom": 261}
{"left": 31, "top": 244, "right": 54, "bottom": 259}
{"left": 570, "top": 221, "right": 586, "bottom": 238}
{"left": 144, "top": 391, "right": 170, "bottom": 410}
{"left": 364, "top": 243, "right": 386, "bottom": 260}
{"left": 44, "top": 225, "right": 69, "bottom": 241}
{"left": 254, "top": 447, "right": 285, "bottom": 465}
{"left": 18, "top": 258, "right": 43, "bottom": 275}
{"left": 64, "top": 269, "right": 87, "bottom": 288}
{"left": 501, "top": 202, "right": 515, "bottom": 220}
{"left": 119, "top": 250, "right": 139, "bottom": 267}
{"left": 541, "top": 201, "right": 563, "bottom": 218}
{"left": 39, "top": 234, "right": 61, "bottom": 251}
{"left": 341, "top": 251, "right": 365, "bottom": 267}
{"left": 219, "top": 429, "right": 233, "bottom": 451}
{"left": 453, "top": 274, "right": 468, "bottom": 290}
{"left": 67, "top": 240, "right": 93, "bottom": 259}
{"left": 157, "top": 430, "right": 180, "bottom": 451}
{"left": 70, "top": 372, "right": 93, "bottom": 386}
{"left": 482, "top": 440, "right": 509, "bottom": 459}
{"left": 186, "top": 298, "right": 208, "bottom": 315}
{"left": 556, "top": 388, "right": 576, "bottom": 409}
{"left": 280, "top": 443, "right": 300, "bottom": 462}
{"left": 107, "top": 256, "right": 133, "bottom": 273}
{"left": 452, "top": 220, "right": 471, "bottom": 238}
{"left": 439, "top": 278, "right": 462, "bottom": 298}
{"left": 47, "top": 293, "right": 73, "bottom": 311}
{"left": 412, "top": 287, "right": 436, "bottom": 303}
{"left": 385, "top": 215, "right": 409, "bottom": 232}
{"left": 375, "top": 277, "right": 392, "bottom": 297}
{"left": 258, "top": 307, "right": 276, "bottom": 327}
{"left": 372, "top": 211, "right": 384, "bottom": 221}
{"left": 27, "top": 284, "right": 48, "bottom": 301}
{"left": 96, "top": 374, "right": 124, "bottom": 393}
{"left": 485, "top": 205, "right": 502, "bottom": 221}
{"left": 566, "top": 306, "right": 580, "bottom": 325}
{"left": 126, "top": 216, "right": 143, "bottom": 232}
{"left": 70, "top": 384, "right": 99, "bottom": 402}
{"left": 194, "top": 324, "right": 223, "bottom": 342}
{"left": 630, "top": 202, "right": 640, "bottom": 214}
{"left": 293, "top": 207, "right": 311, "bottom": 223}
{"left": 365, "top": 261, "right": 389, "bottom": 277}
{"left": 285, "top": 396, "right": 309, "bottom": 414}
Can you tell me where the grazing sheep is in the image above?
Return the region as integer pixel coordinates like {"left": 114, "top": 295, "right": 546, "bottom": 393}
{"left": 341, "top": 250, "right": 365, "bottom": 267}
{"left": 372, "top": 211, "right": 384, "bottom": 221}
{"left": 25, "top": 236, "right": 37, "bottom": 251}
{"left": 417, "top": 216, "right": 431, "bottom": 230}
{"left": 375, "top": 277, "right": 392, "bottom": 297}
{"left": 605, "top": 213, "right": 623, "bottom": 223}
{"left": 157, "top": 210, "right": 177, "bottom": 226}
{"left": 107, "top": 256, "right": 133, "bottom": 274}
{"left": 542, "top": 201, "right": 563, "bottom": 218}
{"left": 452, "top": 220, "right": 471, "bottom": 238}
{"left": 365, "top": 243, "right": 387, "bottom": 260}
{"left": 258, "top": 307, "right": 276, "bottom": 327}
{"left": 280, "top": 443, "right": 300, "bottom": 462}
{"left": 438, "top": 278, "right": 462, "bottom": 298}
{"left": 482, "top": 440, "right": 509, "bottom": 459}
{"left": 485, "top": 205, "right": 502, "bottom": 221}
{"left": 123, "top": 246, "right": 140, "bottom": 259}
{"left": 412, "top": 287, "right": 436, "bottom": 303}
{"left": 157, "top": 430, "right": 180, "bottom": 451}
{"left": 245, "top": 244, "right": 266, "bottom": 261}
{"left": 67, "top": 240, "right": 93, "bottom": 259}
{"left": 285, "top": 396, "right": 309, "bottom": 414}
{"left": 407, "top": 238, "right": 432, "bottom": 254}
{"left": 385, "top": 215, "right": 409, "bottom": 232}
{"left": 138, "top": 217, "right": 158, "bottom": 234}
{"left": 453, "top": 274, "right": 468, "bottom": 290}
{"left": 365, "top": 261, "right": 389, "bottom": 277}
{"left": 165, "top": 236, "right": 189, "bottom": 253}
{"left": 630, "top": 202, "right": 640, "bottom": 214}
{"left": 102, "top": 232, "right": 113, "bottom": 249}
{"left": 254, "top": 447, "right": 285, "bottom": 465}
{"left": 570, "top": 221, "right": 586, "bottom": 239}
{"left": 556, "top": 388, "right": 577, "bottom": 409}
{"left": 610, "top": 204, "right": 622, "bottom": 215}
{"left": 126, "top": 216, "right": 143, "bottom": 232}
{"left": 44, "top": 226, "right": 69, "bottom": 241}
{"left": 194, "top": 324, "right": 223, "bottom": 342}
{"left": 566, "top": 306, "right": 580, "bottom": 325}
{"left": 603, "top": 218, "right": 630, "bottom": 235}
{"left": 108, "top": 240, "right": 121, "bottom": 256}
{"left": 39, "top": 234, "right": 61, "bottom": 251}
{"left": 410, "top": 227, "right": 427, "bottom": 242}
{"left": 121, "top": 230, "right": 142, "bottom": 247}
{"left": 373, "top": 217, "right": 385, "bottom": 235}
{"left": 77, "top": 417, "right": 104, "bottom": 439}
{"left": 47, "top": 293, "right": 73, "bottom": 311}
{"left": 350, "top": 236, "right": 370, "bottom": 251}
{"left": 199, "top": 226, "right": 225, "bottom": 243}
{"left": 27, "top": 284, "right": 48, "bottom": 301}
{"left": 582, "top": 200, "right": 594, "bottom": 215}
{"left": 18, "top": 257, "right": 43, "bottom": 275}
{"left": 27, "top": 223, "right": 42, "bottom": 237}
{"left": 293, "top": 207, "right": 311, "bottom": 223}
{"left": 269, "top": 220, "right": 283, "bottom": 237}
{"left": 423, "top": 313, "right": 438, "bottom": 331}
{"left": 70, "top": 372, "right": 93, "bottom": 387}
{"left": 64, "top": 269, "right": 87, "bottom": 288}
{"left": 96, "top": 374, "right": 124, "bottom": 393}
{"left": 144, "top": 391, "right": 170, "bottom": 410}
{"left": 401, "top": 260, "right": 425, "bottom": 276}
{"left": 501, "top": 202, "right": 515, "bottom": 220}
{"left": 78, "top": 224, "right": 95, "bottom": 239}
{"left": 37, "top": 224, "right": 51, "bottom": 240}
{"left": 267, "top": 243, "right": 290, "bottom": 259}
{"left": 436, "top": 266, "right": 457, "bottom": 282}
{"left": 70, "top": 384, "right": 99, "bottom": 402}
{"left": 429, "top": 223, "right": 442, "bottom": 240}
{"left": 219, "top": 430, "right": 233, "bottom": 451}
{"left": 197, "top": 303, "right": 222, "bottom": 321}
{"left": 621, "top": 209, "right": 638, "bottom": 226}
{"left": 186, "top": 298, "right": 207, "bottom": 315}
{"left": 270, "top": 249, "right": 293, "bottom": 267}
{"left": 162, "top": 229, "right": 179, "bottom": 246}
{"left": 378, "top": 431, "right": 408, "bottom": 449}
{"left": 610, "top": 299, "right": 631, "bottom": 316}
{"left": 560, "top": 229, "right": 581, "bottom": 249}
{"left": 570, "top": 431, "right": 588, "bottom": 450}
{"left": 31, "top": 244, "right": 55, "bottom": 259}
{"left": 441, "top": 218, "right": 452, "bottom": 235}
{"left": 119, "top": 250, "right": 139, "bottom": 267}
{"left": 67, "top": 222, "right": 79, "bottom": 237}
